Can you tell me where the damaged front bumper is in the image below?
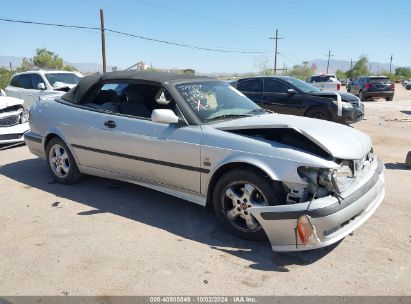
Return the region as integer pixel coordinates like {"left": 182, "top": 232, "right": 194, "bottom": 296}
{"left": 249, "top": 158, "right": 385, "bottom": 252}
{"left": 0, "top": 122, "right": 29, "bottom": 145}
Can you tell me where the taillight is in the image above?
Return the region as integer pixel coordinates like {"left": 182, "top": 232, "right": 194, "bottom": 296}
{"left": 365, "top": 83, "right": 372, "bottom": 90}
{"left": 337, "top": 83, "right": 341, "bottom": 91}
{"left": 390, "top": 83, "right": 395, "bottom": 90}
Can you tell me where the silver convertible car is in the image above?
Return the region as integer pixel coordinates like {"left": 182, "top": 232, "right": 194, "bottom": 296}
{"left": 24, "top": 71, "right": 385, "bottom": 251}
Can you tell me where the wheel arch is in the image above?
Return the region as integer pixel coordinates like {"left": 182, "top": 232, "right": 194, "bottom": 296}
{"left": 206, "top": 160, "right": 279, "bottom": 207}
{"left": 43, "top": 131, "right": 80, "bottom": 164}
{"left": 304, "top": 104, "right": 332, "bottom": 117}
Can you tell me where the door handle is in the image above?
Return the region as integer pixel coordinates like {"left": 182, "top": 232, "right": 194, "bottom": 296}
{"left": 104, "top": 120, "right": 116, "bottom": 128}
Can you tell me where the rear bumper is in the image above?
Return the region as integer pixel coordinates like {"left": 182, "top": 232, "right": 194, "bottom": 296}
{"left": 365, "top": 91, "right": 394, "bottom": 99}
{"left": 24, "top": 131, "right": 46, "bottom": 159}
{"left": 0, "top": 122, "right": 29, "bottom": 144}
{"left": 249, "top": 158, "right": 384, "bottom": 252}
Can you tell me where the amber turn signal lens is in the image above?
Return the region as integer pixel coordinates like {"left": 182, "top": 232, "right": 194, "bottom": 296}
{"left": 297, "top": 215, "right": 314, "bottom": 246}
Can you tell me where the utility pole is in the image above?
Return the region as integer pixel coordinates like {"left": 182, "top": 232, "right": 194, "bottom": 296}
{"left": 9, "top": 62, "right": 12, "bottom": 72}
{"left": 269, "top": 29, "right": 284, "bottom": 75}
{"left": 350, "top": 59, "right": 353, "bottom": 69}
{"left": 326, "top": 50, "right": 334, "bottom": 74}
{"left": 389, "top": 55, "right": 393, "bottom": 75}
{"left": 100, "top": 9, "right": 107, "bottom": 73}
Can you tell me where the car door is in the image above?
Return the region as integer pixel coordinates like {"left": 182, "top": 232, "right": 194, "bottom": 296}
{"left": 261, "top": 78, "right": 303, "bottom": 115}
{"left": 351, "top": 78, "right": 361, "bottom": 95}
{"left": 17, "top": 74, "right": 38, "bottom": 109}
{"left": 236, "top": 78, "right": 263, "bottom": 104}
{"left": 89, "top": 82, "right": 203, "bottom": 193}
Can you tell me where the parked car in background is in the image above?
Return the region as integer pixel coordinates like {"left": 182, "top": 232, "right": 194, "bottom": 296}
{"left": 308, "top": 74, "right": 341, "bottom": 91}
{"left": 348, "top": 76, "right": 394, "bottom": 101}
{"left": 231, "top": 76, "right": 364, "bottom": 124}
{"left": 24, "top": 71, "right": 384, "bottom": 252}
{"left": 0, "top": 93, "right": 29, "bottom": 145}
{"left": 403, "top": 79, "right": 411, "bottom": 90}
{"left": 5, "top": 70, "right": 83, "bottom": 109}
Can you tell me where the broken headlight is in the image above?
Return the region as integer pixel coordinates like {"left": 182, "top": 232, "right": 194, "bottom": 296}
{"left": 298, "top": 161, "right": 354, "bottom": 196}
{"left": 20, "top": 110, "right": 29, "bottom": 124}
{"left": 331, "top": 161, "right": 354, "bottom": 193}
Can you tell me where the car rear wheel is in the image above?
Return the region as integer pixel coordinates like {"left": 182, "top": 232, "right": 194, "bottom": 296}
{"left": 46, "top": 137, "right": 82, "bottom": 184}
{"left": 386, "top": 96, "right": 393, "bottom": 101}
{"left": 305, "top": 107, "right": 332, "bottom": 121}
{"left": 213, "top": 169, "right": 285, "bottom": 241}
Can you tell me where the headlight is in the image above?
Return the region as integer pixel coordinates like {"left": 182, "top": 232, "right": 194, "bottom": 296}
{"left": 331, "top": 162, "right": 353, "bottom": 193}
{"left": 20, "top": 110, "right": 29, "bottom": 124}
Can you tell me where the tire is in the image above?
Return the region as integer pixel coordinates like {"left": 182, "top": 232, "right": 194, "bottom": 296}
{"left": 46, "top": 137, "right": 82, "bottom": 184}
{"left": 213, "top": 169, "right": 285, "bottom": 241}
{"left": 305, "top": 107, "right": 332, "bottom": 121}
{"left": 386, "top": 96, "right": 393, "bottom": 101}
{"left": 358, "top": 90, "right": 366, "bottom": 101}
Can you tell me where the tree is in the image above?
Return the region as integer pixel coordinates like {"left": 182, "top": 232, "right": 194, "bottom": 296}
{"left": 288, "top": 63, "right": 314, "bottom": 80}
{"left": 17, "top": 48, "right": 78, "bottom": 71}
{"left": 254, "top": 55, "right": 272, "bottom": 75}
{"left": 335, "top": 69, "right": 346, "bottom": 80}
{"left": 395, "top": 67, "right": 411, "bottom": 78}
{"left": 346, "top": 55, "right": 369, "bottom": 79}
{"left": 0, "top": 68, "right": 13, "bottom": 89}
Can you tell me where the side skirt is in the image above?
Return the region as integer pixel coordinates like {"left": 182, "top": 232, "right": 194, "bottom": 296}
{"left": 78, "top": 165, "right": 207, "bottom": 206}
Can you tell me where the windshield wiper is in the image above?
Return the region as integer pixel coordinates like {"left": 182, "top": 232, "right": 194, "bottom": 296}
{"left": 248, "top": 108, "right": 271, "bottom": 114}
{"left": 206, "top": 114, "right": 252, "bottom": 122}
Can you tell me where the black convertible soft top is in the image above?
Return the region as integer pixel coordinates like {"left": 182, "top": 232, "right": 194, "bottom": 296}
{"left": 62, "top": 71, "right": 212, "bottom": 104}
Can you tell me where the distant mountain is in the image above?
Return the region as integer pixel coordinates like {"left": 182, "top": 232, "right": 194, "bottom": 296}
{"left": 0, "top": 55, "right": 113, "bottom": 73}
{"left": 307, "top": 59, "right": 400, "bottom": 75}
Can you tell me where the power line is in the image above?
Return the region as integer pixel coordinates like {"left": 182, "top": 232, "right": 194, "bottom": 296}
{"left": 132, "top": 0, "right": 260, "bottom": 31}
{"left": 0, "top": 17, "right": 267, "bottom": 54}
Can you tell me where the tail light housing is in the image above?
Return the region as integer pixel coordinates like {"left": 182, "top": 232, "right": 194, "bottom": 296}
{"left": 365, "top": 83, "right": 372, "bottom": 90}
{"left": 337, "top": 83, "right": 341, "bottom": 91}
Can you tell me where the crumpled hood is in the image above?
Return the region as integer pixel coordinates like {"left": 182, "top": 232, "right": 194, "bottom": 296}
{"left": 0, "top": 96, "right": 24, "bottom": 110}
{"left": 211, "top": 113, "right": 371, "bottom": 160}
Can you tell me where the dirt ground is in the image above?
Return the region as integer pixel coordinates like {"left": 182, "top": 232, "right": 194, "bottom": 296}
{"left": 0, "top": 85, "right": 410, "bottom": 296}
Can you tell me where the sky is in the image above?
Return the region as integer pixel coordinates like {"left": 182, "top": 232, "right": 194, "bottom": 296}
{"left": 0, "top": 0, "right": 410, "bottom": 73}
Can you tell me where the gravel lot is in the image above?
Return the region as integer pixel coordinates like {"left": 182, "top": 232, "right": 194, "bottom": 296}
{"left": 0, "top": 85, "right": 410, "bottom": 296}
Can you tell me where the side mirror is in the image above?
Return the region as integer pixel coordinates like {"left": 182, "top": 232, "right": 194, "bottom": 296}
{"left": 37, "top": 83, "right": 46, "bottom": 90}
{"left": 287, "top": 89, "right": 296, "bottom": 95}
{"left": 151, "top": 109, "right": 179, "bottom": 124}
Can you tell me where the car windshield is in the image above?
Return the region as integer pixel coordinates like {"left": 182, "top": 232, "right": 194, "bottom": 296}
{"left": 284, "top": 77, "right": 320, "bottom": 93}
{"left": 45, "top": 73, "right": 81, "bottom": 87}
{"left": 175, "top": 81, "right": 263, "bottom": 122}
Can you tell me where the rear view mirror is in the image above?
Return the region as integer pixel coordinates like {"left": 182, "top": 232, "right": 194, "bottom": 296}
{"left": 151, "top": 109, "right": 179, "bottom": 124}
{"left": 287, "top": 89, "right": 296, "bottom": 95}
{"left": 37, "top": 83, "right": 46, "bottom": 90}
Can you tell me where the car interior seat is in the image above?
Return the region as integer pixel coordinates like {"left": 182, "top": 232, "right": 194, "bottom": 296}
{"left": 119, "top": 87, "right": 151, "bottom": 118}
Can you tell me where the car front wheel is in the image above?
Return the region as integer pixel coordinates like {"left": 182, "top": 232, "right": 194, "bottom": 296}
{"left": 213, "top": 169, "right": 285, "bottom": 241}
{"left": 46, "top": 137, "right": 82, "bottom": 184}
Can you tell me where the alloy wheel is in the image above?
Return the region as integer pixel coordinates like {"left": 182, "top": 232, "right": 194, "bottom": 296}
{"left": 49, "top": 144, "right": 71, "bottom": 177}
{"left": 221, "top": 181, "right": 268, "bottom": 232}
